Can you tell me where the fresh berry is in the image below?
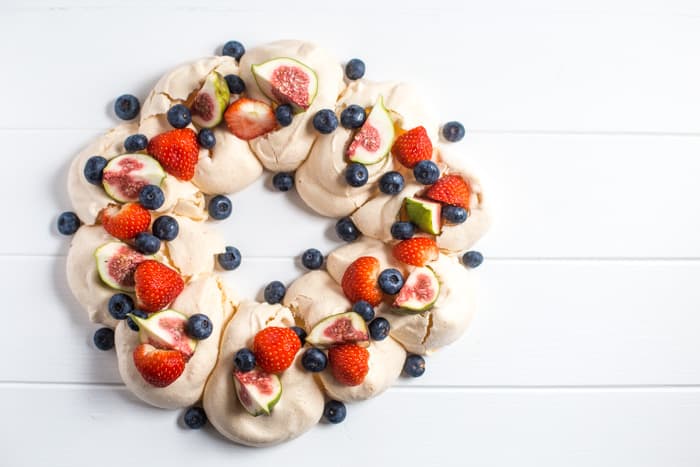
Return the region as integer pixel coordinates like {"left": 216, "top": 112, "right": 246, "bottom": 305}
{"left": 187, "top": 314, "right": 213, "bottom": 340}
{"left": 93, "top": 327, "right": 115, "bottom": 350}
{"left": 134, "top": 232, "right": 161, "bottom": 255}
{"left": 263, "top": 281, "right": 286, "bottom": 304}
{"left": 335, "top": 217, "right": 360, "bottom": 242}
{"left": 99, "top": 203, "right": 151, "bottom": 241}
{"left": 312, "top": 109, "right": 338, "bottom": 134}
{"left": 138, "top": 184, "right": 165, "bottom": 210}
{"left": 340, "top": 104, "right": 366, "bottom": 129}
{"left": 341, "top": 256, "right": 382, "bottom": 306}
{"left": 224, "top": 74, "right": 246, "bottom": 94}
{"left": 124, "top": 134, "right": 148, "bottom": 152}
{"left": 252, "top": 327, "right": 301, "bottom": 373}
{"left": 301, "top": 248, "right": 323, "bottom": 270}
{"left": 183, "top": 407, "right": 207, "bottom": 429}
{"left": 208, "top": 195, "right": 232, "bottom": 220}
{"left": 403, "top": 354, "right": 426, "bottom": 377}
{"left": 217, "top": 246, "right": 241, "bottom": 270}
{"left": 324, "top": 400, "right": 347, "bottom": 424}
{"left": 442, "top": 121, "right": 465, "bottom": 142}
{"left": 345, "top": 162, "right": 368, "bottom": 187}
{"left": 167, "top": 104, "right": 191, "bottom": 129}
{"left": 133, "top": 260, "right": 184, "bottom": 313}
{"left": 369, "top": 317, "right": 390, "bottom": 341}
{"left": 197, "top": 128, "right": 216, "bottom": 149}
{"left": 352, "top": 301, "right": 375, "bottom": 322}
{"left": 301, "top": 348, "right": 328, "bottom": 372}
{"left": 224, "top": 98, "right": 276, "bottom": 140}
{"left": 290, "top": 326, "right": 307, "bottom": 346}
{"left": 443, "top": 205, "right": 468, "bottom": 224}
{"left": 57, "top": 212, "right": 80, "bottom": 235}
{"left": 108, "top": 293, "right": 134, "bottom": 320}
{"left": 391, "top": 126, "right": 433, "bottom": 168}
{"left": 275, "top": 104, "right": 294, "bottom": 127}
{"left": 462, "top": 250, "right": 484, "bottom": 268}
{"left": 234, "top": 348, "right": 256, "bottom": 372}
{"left": 425, "top": 174, "right": 471, "bottom": 208}
{"left": 393, "top": 237, "right": 439, "bottom": 267}
{"left": 379, "top": 171, "right": 405, "bottom": 195}
{"left": 328, "top": 343, "right": 369, "bottom": 386}
{"left": 222, "top": 40, "right": 245, "bottom": 61}
{"left": 272, "top": 172, "right": 294, "bottom": 191}
{"left": 152, "top": 215, "right": 179, "bottom": 241}
{"left": 378, "top": 268, "right": 404, "bottom": 295}
{"left": 147, "top": 128, "right": 199, "bottom": 181}
{"left": 133, "top": 343, "right": 186, "bottom": 387}
{"left": 345, "top": 59, "right": 365, "bottom": 80}
{"left": 83, "top": 156, "right": 108, "bottom": 185}
{"left": 126, "top": 309, "right": 148, "bottom": 331}
{"left": 114, "top": 94, "right": 140, "bottom": 120}
{"left": 413, "top": 160, "right": 440, "bottom": 185}
{"left": 390, "top": 221, "right": 415, "bottom": 240}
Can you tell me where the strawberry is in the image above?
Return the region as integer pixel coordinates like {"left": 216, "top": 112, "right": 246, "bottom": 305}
{"left": 132, "top": 343, "right": 186, "bottom": 388}
{"left": 341, "top": 256, "right": 383, "bottom": 306}
{"left": 252, "top": 326, "right": 301, "bottom": 373}
{"left": 224, "top": 98, "right": 277, "bottom": 141}
{"left": 328, "top": 343, "right": 370, "bottom": 386}
{"left": 393, "top": 237, "right": 440, "bottom": 267}
{"left": 425, "top": 174, "right": 472, "bottom": 208}
{"left": 98, "top": 203, "right": 151, "bottom": 241}
{"left": 147, "top": 128, "right": 199, "bottom": 181}
{"left": 391, "top": 126, "right": 433, "bottom": 168}
{"left": 133, "top": 260, "right": 184, "bottom": 313}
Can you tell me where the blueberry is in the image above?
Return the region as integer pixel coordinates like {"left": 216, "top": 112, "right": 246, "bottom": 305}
{"left": 345, "top": 59, "right": 365, "bottom": 80}
{"left": 301, "top": 348, "right": 328, "bottom": 372}
{"left": 301, "top": 248, "right": 323, "bottom": 270}
{"left": 462, "top": 250, "right": 484, "bottom": 268}
{"left": 83, "top": 156, "right": 108, "bottom": 185}
{"left": 275, "top": 104, "right": 294, "bottom": 127}
{"left": 234, "top": 348, "right": 256, "bottom": 372}
{"left": 222, "top": 40, "right": 245, "bottom": 61}
{"left": 335, "top": 217, "right": 360, "bottom": 242}
{"left": 352, "top": 301, "right": 375, "bottom": 322}
{"left": 138, "top": 184, "right": 165, "bottom": 210}
{"left": 224, "top": 74, "right": 246, "bottom": 94}
{"left": 108, "top": 293, "right": 134, "bottom": 320}
{"left": 443, "top": 205, "right": 468, "bottom": 224}
{"left": 378, "top": 268, "right": 404, "bottom": 295}
{"left": 152, "top": 215, "right": 179, "bottom": 241}
{"left": 312, "top": 109, "right": 338, "bottom": 134}
{"left": 93, "top": 327, "right": 115, "bottom": 351}
{"left": 217, "top": 246, "right": 241, "bottom": 271}
{"left": 390, "top": 221, "right": 415, "bottom": 240}
{"left": 369, "top": 317, "right": 390, "bottom": 341}
{"left": 167, "top": 104, "right": 192, "bottom": 129}
{"left": 413, "top": 160, "right": 440, "bottom": 185}
{"left": 340, "top": 104, "right": 366, "bottom": 129}
{"left": 183, "top": 407, "right": 207, "bottom": 429}
{"left": 379, "top": 171, "right": 405, "bottom": 195}
{"left": 345, "top": 162, "right": 368, "bottom": 187}
{"left": 403, "top": 354, "right": 426, "bottom": 377}
{"left": 272, "top": 172, "right": 294, "bottom": 191}
{"left": 264, "top": 281, "right": 286, "bottom": 304}
{"left": 187, "top": 314, "right": 213, "bottom": 340}
{"left": 124, "top": 134, "right": 148, "bottom": 152}
{"left": 114, "top": 94, "right": 140, "bottom": 120}
{"left": 290, "top": 326, "right": 307, "bottom": 346}
{"left": 197, "top": 128, "right": 216, "bottom": 149}
{"left": 208, "top": 195, "right": 232, "bottom": 220}
{"left": 442, "top": 121, "right": 465, "bottom": 142}
{"left": 57, "top": 212, "right": 81, "bottom": 236}
{"left": 126, "top": 309, "right": 148, "bottom": 331}
{"left": 323, "top": 400, "right": 347, "bottom": 424}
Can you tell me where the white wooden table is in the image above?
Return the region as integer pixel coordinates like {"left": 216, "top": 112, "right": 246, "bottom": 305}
{"left": 2, "top": 1, "right": 699, "bottom": 465}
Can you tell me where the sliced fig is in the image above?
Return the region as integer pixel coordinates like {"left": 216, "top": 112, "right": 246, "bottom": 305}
{"left": 191, "top": 71, "right": 230, "bottom": 128}
{"left": 393, "top": 266, "right": 440, "bottom": 313}
{"left": 251, "top": 57, "right": 318, "bottom": 111}
{"left": 306, "top": 311, "right": 369, "bottom": 348}
{"left": 347, "top": 96, "right": 395, "bottom": 165}
{"left": 130, "top": 309, "right": 197, "bottom": 360}
{"left": 94, "top": 241, "right": 151, "bottom": 292}
{"left": 102, "top": 154, "right": 165, "bottom": 203}
{"left": 233, "top": 368, "right": 282, "bottom": 416}
{"left": 405, "top": 197, "right": 442, "bottom": 235}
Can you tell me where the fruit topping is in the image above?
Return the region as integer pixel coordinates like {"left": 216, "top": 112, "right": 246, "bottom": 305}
{"left": 138, "top": 184, "right": 165, "bottom": 211}
{"left": 340, "top": 104, "right": 366, "bottom": 129}
{"left": 335, "top": 217, "right": 360, "bottom": 242}
{"left": 114, "top": 94, "right": 140, "bottom": 121}
{"left": 391, "top": 126, "right": 433, "bottom": 169}
{"left": 197, "top": 128, "right": 216, "bottom": 149}
{"left": 186, "top": 313, "right": 213, "bottom": 340}
{"left": 131, "top": 309, "right": 197, "bottom": 359}
{"left": 217, "top": 246, "right": 242, "bottom": 271}
{"left": 133, "top": 260, "right": 184, "bottom": 313}
{"left": 442, "top": 205, "right": 468, "bottom": 224}
{"left": 390, "top": 221, "right": 415, "bottom": 240}
{"left": 352, "top": 301, "right": 375, "bottom": 322}
{"left": 146, "top": 128, "right": 199, "bottom": 181}
{"left": 403, "top": 354, "right": 426, "bottom": 377}
{"left": 152, "top": 215, "right": 179, "bottom": 241}
{"left": 378, "top": 268, "right": 405, "bottom": 295}
{"left": 94, "top": 241, "right": 151, "bottom": 292}
{"left": 253, "top": 326, "right": 301, "bottom": 373}
{"left": 442, "top": 121, "right": 466, "bottom": 142}
{"left": 290, "top": 326, "right": 307, "bottom": 346}
{"left": 393, "top": 266, "right": 440, "bottom": 313}
{"left": 413, "top": 160, "right": 440, "bottom": 185}
{"left": 252, "top": 57, "right": 319, "bottom": 111}
{"left": 167, "top": 104, "right": 192, "bottom": 129}
{"left": 345, "top": 58, "right": 366, "bottom": 80}
{"left": 275, "top": 104, "right": 294, "bottom": 127}
{"left": 341, "top": 256, "right": 382, "bottom": 306}
{"left": 301, "top": 248, "right": 323, "bottom": 270}
{"left": 124, "top": 134, "right": 148, "bottom": 153}
{"left": 263, "top": 281, "right": 286, "bottom": 305}
{"left": 425, "top": 174, "right": 472, "bottom": 209}
{"left": 312, "top": 109, "right": 338, "bottom": 134}
{"left": 306, "top": 311, "right": 370, "bottom": 348}
{"left": 191, "top": 72, "right": 230, "bottom": 128}
{"left": 301, "top": 348, "right": 328, "bottom": 373}
{"left": 405, "top": 197, "right": 442, "bottom": 235}
{"left": 108, "top": 292, "right": 134, "bottom": 320}
{"left": 102, "top": 154, "right": 166, "bottom": 203}
{"left": 83, "top": 156, "right": 108, "bottom": 185}
{"left": 133, "top": 343, "right": 186, "bottom": 388}
{"left": 222, "top": 40, "right": 245, "bottom": 61}
{"left": 93, "top": 327, "right": 115, "bottom": 351}
{"left": 345, "top": 162, "right": 368, "bottom": 187}
{"left": 99, "top": 203, "right": 151, "bottom": 241}
{"left": 462, "top": 250, "right": 484, "bottom": 268}
{"left": 57, "top": 211, "right": 81, "bottom": 236}
{"left": 272, "top": 172, "right": 294, "bottom": 191}
{"left": 208, "top": 194, "right": 232, "bottom": 220}
{"left": 379, "top": 171, "right": 405, "bottom": 195}
{"left": 328, "top": 343, "right": 369, "bottom": 386}
{"left": 224, "top": 74, "right": 246, "bottom": 94}
{"left": 368, "top": 317, "right": 391, "bottom": 341}
{"left": 393, "top": 237, "right": 439, "bottom": 267}
{"left": 184, "top": 407, "right": 207, "bottom": 429}
{"left": 224, "top": 98, "right": 277, "bottom": 141}
{"left": 347, "top": 96, "right": 395, "bottom": 165}
{"left": 233, "top": 368, "right": 282, "bottom": 416}
{"left": 234, "top": 348, "right": 256, "bottom": 372}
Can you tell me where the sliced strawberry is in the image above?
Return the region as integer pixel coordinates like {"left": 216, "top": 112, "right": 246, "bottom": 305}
{"left": 393, "top": 237, "right": 439, "bottom": 267}
{"left": 98, "top": 203, "right": 151, "bottom": 241}
{"left": 425, "top": 174, "right": 472, "bottom": 208}
{"left": 391, "top": 126, "right": 433, "bottom": 168}
{"left": 132, "top": 343, "right": 186, "bottom": 388}
{"left": 341, "top": 256, "right": 383, "bottom": 306}
{"left": 224, "top": 98, "right": 277, "bottom": 140}
{"left": 146, "top": 128, "right": 199, "bottom": 181}
{"left": 133, "top": 260, "right": 184, "bottom": 313}
{"left": 328, "top": 343, "right": 370, "bottom": 386}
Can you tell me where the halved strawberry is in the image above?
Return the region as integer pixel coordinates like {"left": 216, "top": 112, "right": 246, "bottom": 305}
{"left": 391, "top": 126, "right": 433, "bottom": 168}
{"left": 224, "top": 98, "right": 277, "bottom": 140}
{"left": 133, "top": 260, "right": 184, "bottom": 313}
{"left": 425, "top": 174, "right": 472, "bottom": 209}
{"left": 132, "top": 343, "right": 186, "bottom": 388}
{"left": 341, "top": 256, "right": 383, "bottom": 306}
{"left": 147, "top": 128, "right": 199, "bottom": 181}
{"left": 98, "top": 203, "right": 151, "bottom": 241}
{"left": 393, "top": 237, "right": 439, "bottom": 267}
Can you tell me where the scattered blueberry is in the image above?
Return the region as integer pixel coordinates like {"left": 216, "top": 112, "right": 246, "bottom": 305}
{"left": 126, "top": 309, "right": 148, "bottom": 331}
{"left": 234, "top": 348, "right": 256, "bottom": 372}
{"left": 217, "top": 246, "right": 242, "bottom": 271}
{"left": 413, "top": 160, "right": 440, "bottom": 185}
{"left": 301, "top": 248, "right": 324, "bottom": 270}
{"left": 152, "top": 215, "right": 179, "bottom": 241}
{"left": 224, "top": 74, "right": 246, "bottom": 94}
{"left": 323, "top": 400, "right": 347, "bottom": 424}
{"left": 352, "top": 301, "right": 375, "bottom": 322}
{"left": 345, "top": 58, "right": 365, "bottom": 80}
{"left": 264, "top": 280, "right": 286, "bottom": 304}
{"left": 138, "top": 184, "right": 165, "bottom": 210}
{"left": 57, "top": 212, "right": 81, "bottom": 236}
{"left": 390, "top": 221, "right": 415, "bottom": 240}
{"left": 114, "top": 94, "right": 140, "bottom": 120}
{"left": 378, "top": 268, "right": 404, "bottom": 295}
{"left": 301, "top": 348, "right": 328, "bottom": 373}
{"left": 108, "top": 293, "right": 134, "bottom": 320}
{"left": 275, "top": 104, "right": 294, "bottom": 127}
{"left": 403, "top": 354, "right": 426, "bottom": 377}
{"left": 167, "top": 104, "right": 192, "bottom": 129}
{"left": 290, "top": 326, "right": 307, "bottom": 346}
{"left": 222, "top": 40, "right": 245, "bottom": 61}
{"left": 443, "top": 205, "right": 468, "bottom": 224}
{"left": 462, "top": 250, "right": 484, "bottom": 268}
{"left": 379, "top": 171, "right": 405, "bottom": 195}
{"left": 197, "top": 128, "right": 216, "bottom": 149}
{"left": 183, "top": 407, "right": 207, "bottom": 429}
{"left": 93, "top": 327, "right": 115, "bottom": 351}
{"left": 345, "top": 162, "right": 368, "bottom": 187}
{"left": 312, "top": 109, "right": 338, "bottom": 134}
{"left": 272, "top": 172, "right": 294, "bottom": 192}
{"left": 124, "top": 134, "right": 148, "bottom": 152}
{"left": 335, "top": 217, "right": 360, "bottom": 242}
{"left": 83, "top": 156, "right": 108, "bottom": 185}
{"left": 442, "top": 121, "right": 466, "bottom": 142}
{"left": 187, "top": 314, "right": 213, "bottom": 340}
{"left": 340, "top": 104, "right": 366, "bottom": 129}
{"left": 369, "top": 317, "right": 390, "bottom": 341}
{"left": 208, "top": 195, "right": 232, "bottom": 220}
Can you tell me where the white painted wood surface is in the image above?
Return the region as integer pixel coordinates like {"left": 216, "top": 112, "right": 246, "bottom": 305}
{"left": 1, "top": 0, "right": 699, "bottom": 465}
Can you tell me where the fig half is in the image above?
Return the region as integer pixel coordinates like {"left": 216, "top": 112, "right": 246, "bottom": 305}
{"left": 131, "top": 309, "right": 197, "bottom": 360}
{"left": 233, "top": 368, "right": 282, "bottom": 416}
{"left": 102, "top": 154, "right": 165, "bottom": 203}
{"left": 347, "top": 95, "right": 395, "bottom": 165}
{"left": 393, "top": 266, "right": 440, "bottom": 313}
{"left": 252, "top": 57, "right": 318, "bottom": 111}
{"left": 306, "top": 311, "right": 369, "bottom": 348}
{"left": 94, "top": 241, "right": 151, "bottom": 292}
{"left": 191, "top": 71, "right": 230, "bottom": 128}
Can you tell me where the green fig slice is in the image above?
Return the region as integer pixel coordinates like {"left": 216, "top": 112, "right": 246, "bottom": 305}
{"left": 233, "top": 368, "right": 282, "bottom": 416}
{"left": 405, "top": 197, "right": 442, "bottom": 235}
{"left": 130, "top": 309, "right": 197, "bottom": 360}
{"left": 191, "top": 71, "right": 230, "bottom": 128}
{"left": 251, "top": 57, "right": 319, "bottom": 111}
{"left": 306, "top": 311, "right": 370, "bottom": 348}
{"left": 346, "top": 96, "right": 395, "bottom": 165}
{"left": 94, "top": 241, "right": 152, "bottom": 292}
{"left": 393, "top": 266, "right": 440, "bottom": 313}
{"left": 102, "top": 154, "right": 165, "bottom": 203}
